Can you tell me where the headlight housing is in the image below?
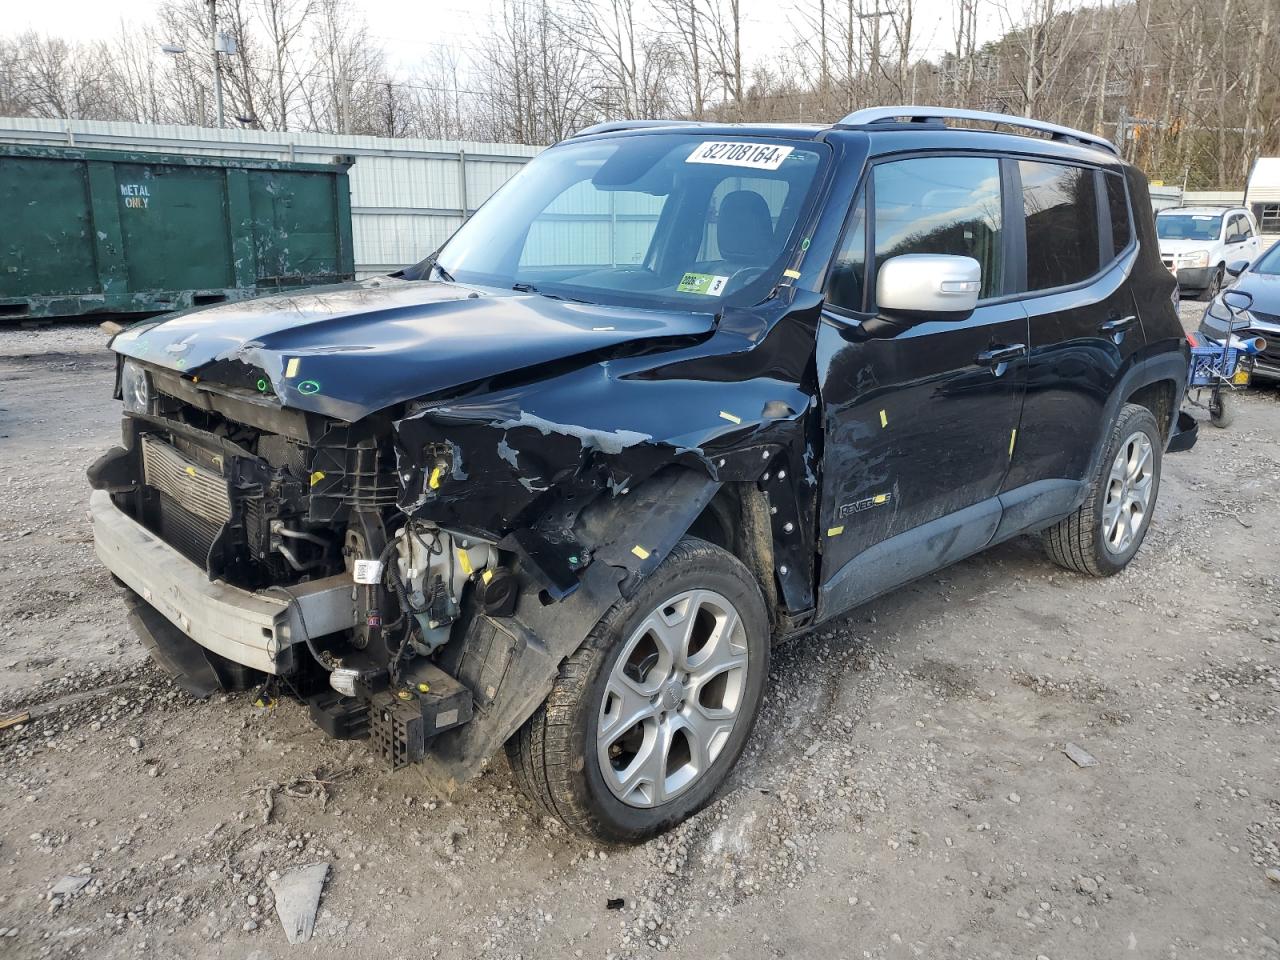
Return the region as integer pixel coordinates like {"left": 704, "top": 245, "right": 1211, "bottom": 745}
{"left": 120, "top": 359, "right": 152, "bottom": 415}
{"left": 1179, "top": 250, "right": 1210, "bottom": 268}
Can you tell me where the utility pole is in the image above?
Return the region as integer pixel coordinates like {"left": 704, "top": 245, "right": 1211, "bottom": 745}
{"left": 209, "top": 0, "right": 225, "bottom": 127}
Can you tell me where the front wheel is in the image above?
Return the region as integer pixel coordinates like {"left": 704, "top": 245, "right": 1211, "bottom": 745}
{"left": 1042, "top": 403, "right": 1162, "bottom": 577}
{"left": 1199, "top": 266, "right": 1224, "bottom": 301}
{"left": 506, "top": 537, "right": 769, "bottom": 843}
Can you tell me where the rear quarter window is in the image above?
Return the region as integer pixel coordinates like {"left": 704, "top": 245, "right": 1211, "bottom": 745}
{"left": 1104, "top": 173, "right": 1131, "bottom": 256}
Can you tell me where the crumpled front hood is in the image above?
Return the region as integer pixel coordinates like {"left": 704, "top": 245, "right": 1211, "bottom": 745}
{"left": 112, "top": 277, "right": 716, "bottom": 421}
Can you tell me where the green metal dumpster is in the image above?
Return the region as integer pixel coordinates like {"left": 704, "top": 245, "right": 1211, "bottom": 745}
{"left": 0, "top": 144, "right": 354, "bottom": 321}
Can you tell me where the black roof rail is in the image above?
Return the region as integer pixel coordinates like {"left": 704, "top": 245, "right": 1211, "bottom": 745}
{"left": 572, "top": 119, "right": 703, "bottom": 138}
{"left": 835, "top": 105, "right": 1120, "bottom": 156}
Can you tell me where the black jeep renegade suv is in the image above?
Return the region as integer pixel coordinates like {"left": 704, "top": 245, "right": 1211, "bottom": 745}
{"left": 90, "top": 107, "right": 1197, "bottom": 841}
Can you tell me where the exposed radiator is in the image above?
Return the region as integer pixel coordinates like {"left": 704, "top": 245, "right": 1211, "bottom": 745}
{"left": 140, "top": 435, "right": 232, "bottom": 525}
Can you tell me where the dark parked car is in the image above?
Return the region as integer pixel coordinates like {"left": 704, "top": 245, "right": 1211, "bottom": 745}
{"left": 89, "top": 107, "right": 1197, "bottom": 842}
{"left": 1200, "top": 242, "right": 1280, "bottom": 381}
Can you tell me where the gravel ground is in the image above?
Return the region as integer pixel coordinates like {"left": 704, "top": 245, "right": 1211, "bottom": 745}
{"left": 0, "top": 307, "right": 1277, "bottom": 959}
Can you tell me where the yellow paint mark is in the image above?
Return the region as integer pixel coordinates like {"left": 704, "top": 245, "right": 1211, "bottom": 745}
{"left": 417, "top": 682, "right": 431, "bottom": 694}
{"left": 429, "top": 466, "right": 443, "bottom": 490}
{"left": 457, "top": 549, "right": 473, "bottom": 575}
{"left": 783, "top": 268, "right": 802, "bottom": 279}
{"left": 872, "top": 493, "right": 889, "bottom": 505}
{"left": 879, "top": 409, "right": 888, "bottom": 428}
{"left": 482, "top": 569, "right": 494, "bottom": 584}
{"left": 827, "top": 525, "right": 845, "bottom": 537}
{"left": 184, "top": 465, "right": 197, "bottom": 478}
{"left": 1009, "top": 428, "right": 1018, "bottom": 458}
{"left": 719, "top": 411, "right": 742, "bottom": 424}
{"left": 310, "top": 470, "right": 326, "bottom": 486}
{"left": 285, "top": 357, "right": 300, "bottom": 378}
{"left": 631, "top": 545, "right": 651, "bottom": 560}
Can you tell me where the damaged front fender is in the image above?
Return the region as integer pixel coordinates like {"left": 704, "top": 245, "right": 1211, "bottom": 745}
{"left": 393, "top": 287, "right": 826, "bottom": 611}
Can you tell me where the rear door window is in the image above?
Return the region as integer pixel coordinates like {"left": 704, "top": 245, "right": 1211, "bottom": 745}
{"left": 1018, "top": 160, "right": 1099, "bottom": 291}
{"left": 872, "top": 156, "right": 1004, "bottom": 300}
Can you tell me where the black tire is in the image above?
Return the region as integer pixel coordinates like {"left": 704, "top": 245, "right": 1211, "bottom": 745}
{"left": 1199, "top": 266, "right": 1224, "bottom": 301}
{"left": 505, "top": 537, "right": 769, "bottom": 843}
{"left": 1042, "top": 403, "right": 1162, "bottom": 577}
{"left": 1209, "top": 391, "right": 1234, "bottom": 428}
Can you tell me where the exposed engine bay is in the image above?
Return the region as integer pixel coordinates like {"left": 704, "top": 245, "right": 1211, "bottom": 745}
{"left": 87, "top": 276, "right": 822, "bottom": 788}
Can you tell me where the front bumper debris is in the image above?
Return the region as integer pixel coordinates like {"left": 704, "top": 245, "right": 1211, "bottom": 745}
{"left": 90, "top": 489, "right": 358, "bottom": 675}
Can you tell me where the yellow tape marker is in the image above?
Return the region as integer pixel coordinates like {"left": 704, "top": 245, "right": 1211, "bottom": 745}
{"left": 309, "top": 470, "right": 326, "bottom": 486}
{"left": 457, "top": 549, "right": 473, "bottom": 575}
{"left": 827, "top": 525, "right": 845, "bottom": 537}
{"left": 482, "top": 569, "right": 494, "bottom": 584}
{"left": 879, "top": 409, "right": 888, "bottom": 428}
{"left": 285, "top": 357, "right": 300, "bottom": 378}
{"left": 719, "top": 411, "right": 742, "bottom": 424}
{"left": 1009, "top": 428, "right": 1018, "bottom": 457}
{"left": 631, "top": 545, "right": 650, "bottom": 560}
{"left": 872, "top": 493, "right": 889, "bottom": 505}
{"left": 783, "top": 268, "right": 802, "bottom": 279}
{"left": 429, "top": 465, "right": 443, "bottom": 490}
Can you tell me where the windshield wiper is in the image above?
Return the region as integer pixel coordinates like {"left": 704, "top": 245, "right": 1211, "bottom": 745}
{"left": 512, "top": 282, "right": 592, "bottom": 304}
{"left": 429, "top": 259, "right": 455, "bottom": 283}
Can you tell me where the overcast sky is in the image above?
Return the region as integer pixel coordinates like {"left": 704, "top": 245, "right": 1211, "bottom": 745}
{"left": 10, "top": 0, "right": 996, "bottom": 77}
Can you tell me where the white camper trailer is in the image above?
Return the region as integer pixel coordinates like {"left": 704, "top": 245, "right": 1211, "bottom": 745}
{"left": 1244, "top": 157, "right": 1280, "bottom": 250}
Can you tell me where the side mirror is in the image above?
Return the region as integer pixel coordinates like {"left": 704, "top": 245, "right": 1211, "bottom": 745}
{"left": 1226, "top": 260, "right": 1249, "bottom": 278}
{"left": 876, "top": 254, "right": 981, "bottom": 319}
{"left": 1222, "top": 288, "right": 1254, "bottom": 313}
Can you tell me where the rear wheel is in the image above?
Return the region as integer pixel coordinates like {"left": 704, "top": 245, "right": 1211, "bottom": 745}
{"left": 506, "top": 537, "right": 769, "bottom": 843}
{"left": 1042, "top": 403, "right": 1162, "bottom": 577}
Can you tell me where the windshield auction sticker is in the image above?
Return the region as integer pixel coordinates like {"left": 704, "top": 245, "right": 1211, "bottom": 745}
{"left": 686, "top": 141, "right": 794, "bottom": 170}
{"left": 677, "top": 272, "right": 729, "bottom": 295}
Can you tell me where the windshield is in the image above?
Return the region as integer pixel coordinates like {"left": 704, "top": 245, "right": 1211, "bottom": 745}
{"left": 1156, "top": 213, "right": 1222, "bottom": 241}
{"left": 418, "top": 133, "right": 829, "bottom": 310}
{"left": 1252, "top": 241, "right": 1280, "bottom": 275}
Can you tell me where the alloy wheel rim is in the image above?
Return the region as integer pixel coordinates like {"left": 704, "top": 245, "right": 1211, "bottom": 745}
{"left": 596, "top": 589, "right": 750, "bottom": 808}
{"left": 1102, "top": 430, "right": 1154, "bottom": 555}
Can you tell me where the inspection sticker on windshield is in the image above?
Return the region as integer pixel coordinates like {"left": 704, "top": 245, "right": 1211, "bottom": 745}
{"left": 677, "top": 272, "right": 728, "bottom": 295}
{"left": 687, "top": 141, "right": 793, "bottom": 170}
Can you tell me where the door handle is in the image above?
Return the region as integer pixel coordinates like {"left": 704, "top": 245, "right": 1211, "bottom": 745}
{"left": 1100, "top": 315, "right": 1138, "bottom": 334}
{"left": 975, "top": 343, "right": 1026, "bottom": 367}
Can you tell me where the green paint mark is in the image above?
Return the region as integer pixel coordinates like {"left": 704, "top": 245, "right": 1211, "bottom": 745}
{"left": 297, "top": 379, "right": 321, "bottom": 395}
{"left": 256, "top": 378, "right": 269, "bottom": 392}
{"left": 800, "top": 237, "right": 811, "bottom": 251}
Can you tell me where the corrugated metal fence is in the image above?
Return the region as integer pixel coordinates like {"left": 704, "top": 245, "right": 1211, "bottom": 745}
{"left": 0, "top": 117, "right": 542, "bottom": 279}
